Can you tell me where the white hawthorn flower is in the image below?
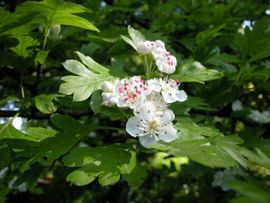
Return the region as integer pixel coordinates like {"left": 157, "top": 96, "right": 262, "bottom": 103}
{"left": 114, "top": 76, "right": 150, "bottom": 109}
{"left": 153, "top": 51, "right": 177, "bottom": 74}
{"left": 146, "top": 92, "right": 168, "bottom": 111}
{"left": 101, "top": 80, "right": 119, "bottom": 106}
{"left": 147, "top": 78, "right": 187, "bottom": 103}
{"left": 126, "top": 102, "right": 178, "bottom": 148}
{"left": 248, "top": 110, "right": 270, "bottom": 124}
{"left": 137, "top": 40, "right": 166, "bottom": 55}
{"left": 232, "top": 100, "right": 243, "bottom": 111}
{"left": 212, "top": 168, "right": 245, "bottom": 191}
{"left": 137, "top": 40, "right": 156, "bottom": 54}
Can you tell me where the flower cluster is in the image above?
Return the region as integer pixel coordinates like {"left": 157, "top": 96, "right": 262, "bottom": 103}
{"left": 212, "top": 168, "right": 245, "bottom": 191}
{"left": 137, "top": 40, "right": 177, "bottom": 74}
{"left": 232, "top": 100, "right": 270, "bottom": 124}
{"left": 102, "top": 30, "right": 187, "bottom": 148}
{"left": 101, "top": 76, "right": 187, "bottom": 147}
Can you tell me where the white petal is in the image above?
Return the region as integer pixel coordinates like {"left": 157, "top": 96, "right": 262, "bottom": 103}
{"left": 148, "top": 92, "right": 168, "bottom": 111}
{"left": 134, "top": 102, "right": 156, "bottom": 121}
{"left": 130, "top": 75, "right": 142, "bottom": 83}
{"left": 157, "top": 109, "right": 175, "bottom": 125}
{"left": 161, "top": 90, "right": 177, "bottom": 103}
{"left": 137, "top": 40, "right": 155, "bottom": 54}
{"left": 168, "top": 79, "right": 178, "bottom": 88}
{"left": 154, "top": 40, "right": 165, "bottom": 49}
{"left": 147, "top": 79, "right": 162, "bottom": 92}
{"left": 152, "top": 47, "right": 166, "bottom": 58}
{"left": 139, "top": 135, "right": 158, "bottom": 148}
{"left": 102, "top": 93, "right": 116, "bottom": 106}
{"left": 175, "top": 90, "right": 187, "bottom": 102}
{"left": 126, "top": 117, "right": 145, "bottom": 137}
{"left": 163, "top": 66, "right": 175, "bottom": 74}
{"left": 158, "top": 125, "right": 178, "bottom": 142}
{"left": 102, "top": 81, "right": 113, "bottom": 92}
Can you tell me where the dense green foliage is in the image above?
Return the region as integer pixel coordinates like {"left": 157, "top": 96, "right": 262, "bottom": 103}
{"left": 0, "top": 0, "right": 270, "bottom": 202}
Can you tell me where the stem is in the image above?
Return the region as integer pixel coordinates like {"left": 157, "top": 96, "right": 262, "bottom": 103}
{"left": 20, "top": 78, "right": 25, "bottom": 99}
{"left": 144, "top": 55, "right": 152, "bottom": 79}
{"left": 42, "top": 26, "right": 49, "bottom": 50}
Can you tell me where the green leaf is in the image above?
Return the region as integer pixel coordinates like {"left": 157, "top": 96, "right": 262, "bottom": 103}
{"left": 121, "top": 25, "right": 145, "bottom": 51}
{"left": 127, "top": 26, "right": 145, "bottom": 45}
{"left": 60, "top": 51, "right": 114, "bottom": 101}
{"left": 50, "top": 114, "right": 93, "bottom": 132}
{"left": 151, "top": 119, "right": 248, "bottom": 168}
{"left": 16, "top": 0, "right": 99, "bottom": 31}
{"left": 0, "top": 0, "right": 98, "bottom": 39}
{"left": 35, "top": 50, "right": 49, "bottom": 65}
{"left": 98, "top": 172, "right": 120, "bottom": 186}
{"left": 24, "top": 115, "right": 91, "bottom": 166}
{"left": 0, "top": 144, "right": 10, "bottom": 169}
{"left": 122, "top": 162, "right": 147, "bottom": 187}
{"left": 90, "top": 90, "right": 126, "bottom": 121}
{"left": 229, "top": 179, "right": 270, "bottom": 203}
{"left": 172, "top": 60, "right": 223, "bottom": 83}
{"left": 196, "top": 25, "right": 224, "bottom": 47}
{"left": 10, "top": 35, "right": 39, "bottom": 58}
{"left": 239, "top": 148, "right": 270, "bottom": 170}
{"left": 66, "top": 170, "right": 98, "bottom": 186}
{"left": 0, "top": 119, "right": 36, "bottom": 141}
{"left": 171, "top": 97, "right": 214, "bottom": 115}
{"left": 34, "top": 94, "right": 58, "bottom": 114}
{"left": 234, "top": 19, "right": 270, "bottom": 62}
{"left": 27, "top": 127, "right": 57, "bottom": 142}
{"left": 75, "top": 51, "right": 109, "bottom": 74}
{"left": 175, "top": 118, "right": 222, "bottom": 141}
{"left": 63, "top": 144, "right": 136, "bottom": 186}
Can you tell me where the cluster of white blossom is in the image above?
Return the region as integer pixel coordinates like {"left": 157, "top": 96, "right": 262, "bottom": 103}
{"left": 137, "top": 40, "right": 177, "bottom": 74}
{"left": 101, "top": 76, "right": 187, "bottom": 147}
{"left": 212, "top": 168, "right": 245, "bottom": 191}
{"left": 101, "top": 36, "right": 187, "bottom": 147}
{"left": 232, "top": 100, "right": 270, "bottom": 124}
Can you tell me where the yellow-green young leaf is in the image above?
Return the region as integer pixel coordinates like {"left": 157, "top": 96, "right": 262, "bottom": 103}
{"left": 66, "top": 170, "right": 99, "bottom": 186}
{"left": 63, "top": 144, "right": 136, "bottom": 186}
{"left": 10, "top": 35, "right": 39, "bottom": 58}
{"left": 172, "top": 60, "right": 223, "bottom": 83}
{"left": 60, "top": 51, "right": 114, "bottom": 101}
{"left": 98, "top": 172, "right": 120, "bottom": 186}
{"left": 35, "top": 50, "right": 49, "bottom": 65}
{"left": 34, "top": 94, "right": 57, "bottom": 114}
{"left": 121, "top": 25, "right": 145, "bottom": 51}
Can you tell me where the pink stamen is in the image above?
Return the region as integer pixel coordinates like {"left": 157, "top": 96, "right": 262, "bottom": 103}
{"left": 118, "top": 87, "right": 123, "bottom": 93}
